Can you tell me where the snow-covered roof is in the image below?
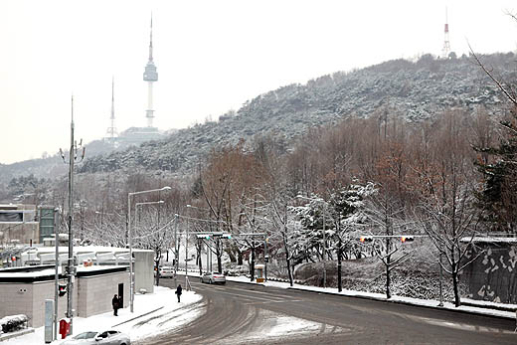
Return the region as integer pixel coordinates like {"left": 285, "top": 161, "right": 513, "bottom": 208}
{"left": 460, "top": 237, "right": 517, "bottom": 244}
{"left": 0, "top": 267, "right": 61, "bottom": 279}
{"left": 33, "top": 245, "right": 152, "bottom": 254}
{"left": 0, "top": 265, "right": 127, "bottom": 282}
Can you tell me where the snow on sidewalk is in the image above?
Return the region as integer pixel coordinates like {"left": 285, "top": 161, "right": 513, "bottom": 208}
{"left": 4, "top": 286, "right": 202, "bottom": 345}
{"left": 226, "top": 276, "right": 517, "bottom": 320}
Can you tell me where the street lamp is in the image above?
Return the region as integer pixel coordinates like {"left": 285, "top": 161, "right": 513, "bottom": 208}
{"left": 297, "top": 195, "right": 327, "bottom": 288}
{"left": 127, "top": 186, "right": 170, "bottom": 312}
{"left": 135, "top": 201, "right": 165, "bottom": 234}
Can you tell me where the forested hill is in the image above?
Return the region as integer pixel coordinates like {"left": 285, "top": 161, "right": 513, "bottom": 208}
{"left": 2, "top": 53, "right": 514, "bottom": 182}
{"left": 79, "top": 53, "right": 513, "bottom": 176}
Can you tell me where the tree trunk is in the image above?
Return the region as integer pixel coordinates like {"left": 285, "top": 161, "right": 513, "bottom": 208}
{"left": 238, "top": 251, "right": 243, "bottom": 266}
{"left": 338, "top": 238, "right": 342, "bottom": 292}
{"left": 452, "top": 263, "right": 461, "bottom": 307}
{"left": 386, "top": 238, "right": 391, "bottom": 299}
{"left": 198, "top": 240, "right": 203, "bottom": 276}
{"left": 217, "top": 239, "right": 222, "bottom": 274}
{"left": 281, "top": 230, "right": 294, "bottom": 286}
{"left": 250, "top": 245, "right": 255, "bottom": 282}
{"left": 155, "top": 260, "right": 160, "bottom": 287}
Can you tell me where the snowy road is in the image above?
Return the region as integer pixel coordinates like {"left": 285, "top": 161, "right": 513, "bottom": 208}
{"left": 138, "top": 277, "right": 516, "bottom": 344}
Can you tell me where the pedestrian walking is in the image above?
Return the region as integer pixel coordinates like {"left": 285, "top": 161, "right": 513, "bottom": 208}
{"left": 175, "top": 284, "right": 182, "bottom": 303}
{"left": 112, "top": 294, "right": 120, "bottom": 316}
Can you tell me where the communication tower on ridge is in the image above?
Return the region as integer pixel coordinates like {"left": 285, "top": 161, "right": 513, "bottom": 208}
{"left": 442, "top": 8, "right": 451, "bottom": 59}
{"left": 143, "top": 15, "right": 158, "bottom": 128}
{"left": 106, "top": 77, "right": 117, "bottom": 138}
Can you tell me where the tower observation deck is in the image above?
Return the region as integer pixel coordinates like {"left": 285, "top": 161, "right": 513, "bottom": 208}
{"left": 143, "top": 16, "right": 158, "bottom": 127}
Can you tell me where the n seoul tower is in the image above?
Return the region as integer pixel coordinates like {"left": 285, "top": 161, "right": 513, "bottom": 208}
{"left": 143, "top": 16, "right": 158, "bottom": 128}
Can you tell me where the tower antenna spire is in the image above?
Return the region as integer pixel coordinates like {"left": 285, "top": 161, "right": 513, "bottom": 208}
{"left": 143, "top": 13, "right": 158, "bottom": 127}
{"left": 149, "top": 14, "right": 153, "bottom": 62}
{"left": 106, "top": 76, "right": 117, "bottom": 138}
{"left": 442, "top": 7, "right": 451, "bottom": 59}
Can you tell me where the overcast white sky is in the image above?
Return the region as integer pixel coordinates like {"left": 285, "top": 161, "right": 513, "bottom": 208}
{"left": 1, "top": 0, "right": 516, "bottom": 164}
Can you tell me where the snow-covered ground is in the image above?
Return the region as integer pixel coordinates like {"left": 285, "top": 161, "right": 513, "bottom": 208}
{"left": 4, "top": 286, "right": 202, "bottom": 345}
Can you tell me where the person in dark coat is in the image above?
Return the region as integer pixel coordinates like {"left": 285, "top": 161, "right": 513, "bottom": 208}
{"left": 112, "top": 294, "right": 119, "bottom": 316}
{"left": 175, "top": 284, "right": 182, "bottom": 303}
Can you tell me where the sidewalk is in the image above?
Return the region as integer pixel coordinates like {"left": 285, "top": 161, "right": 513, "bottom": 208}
{"left": 225, "top": 276, "right": 517, "bottom": 321}
{"left": 3, "top": 286, "right": 202, "bottom": 344}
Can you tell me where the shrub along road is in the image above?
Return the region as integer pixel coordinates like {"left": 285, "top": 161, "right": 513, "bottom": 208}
{"left": 139, "top": 277, "right": 515, "bottom": 344}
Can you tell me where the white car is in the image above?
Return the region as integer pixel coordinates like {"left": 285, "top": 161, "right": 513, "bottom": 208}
{"left": 61, "top": 330, "right": 130, "bottom": 345}
{"left": 159, "top": 266, "right": 174, "bottom": 278}
{"left": 201, "top": 272, "right": 226, "bottom": 284}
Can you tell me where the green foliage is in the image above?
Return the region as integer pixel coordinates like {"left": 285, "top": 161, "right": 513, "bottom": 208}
{"left": 474, "top": 124, "right": 517, "bottom": 232}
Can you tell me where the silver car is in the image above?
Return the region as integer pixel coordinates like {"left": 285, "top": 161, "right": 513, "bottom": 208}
{"left": 61, "top": 330, "right": 130, "bottom": 345}
{"left": 201, "top": 272, "right": 226, "bottom": 284}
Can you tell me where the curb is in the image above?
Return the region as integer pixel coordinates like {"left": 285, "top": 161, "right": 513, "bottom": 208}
{"left": 0, "top": 328, "right": 34, "bottom": 342}
{"left": 111, "top": 306, "right": 164, "bottom": 327}
{"left": 287, "top": 286, "right": 516, "bottom": 321}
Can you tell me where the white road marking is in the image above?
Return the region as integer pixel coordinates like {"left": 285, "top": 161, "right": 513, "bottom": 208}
{"left": 412, "top": 316, "right": 514, "bottom": 334}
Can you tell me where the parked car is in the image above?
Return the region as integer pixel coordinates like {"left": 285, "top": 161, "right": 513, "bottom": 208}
{"left": 159, "top": 266, "right": 174, "bottom": 278}
{"left": 201, "top": 272, "right": 226, "bottom": 284}
{"left": 61, "top": 330, "right": 130, "bottom": 345}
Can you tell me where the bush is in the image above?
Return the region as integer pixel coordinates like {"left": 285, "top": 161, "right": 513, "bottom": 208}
{"left": 0, "top": 315, "right": 28, "bottom": 334}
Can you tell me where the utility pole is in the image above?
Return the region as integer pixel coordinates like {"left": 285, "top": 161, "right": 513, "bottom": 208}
{"left": 53, "top": 208, "right": 59, "bottom": 340}
{"left": 59, "top": 95, "right": 85, "bottom": 335}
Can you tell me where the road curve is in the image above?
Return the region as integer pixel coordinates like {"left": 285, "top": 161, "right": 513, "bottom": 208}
{"left": 136, "top": 277, "right": 516, "bottom": 345}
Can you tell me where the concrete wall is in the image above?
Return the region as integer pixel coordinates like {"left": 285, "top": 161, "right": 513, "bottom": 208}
{"left": 76, "top": 271, "right": 129, "bottom": 317}
{"left": 134, "top": 250, "right": 154, "bottom": 294}
{"left": 0, "top": 282, "right": 34, "bottom": 325}
{"left": 0, "top": 280, "right": 72, "bottom": 328}
{"left": 463, "top": 243, "right": 517, "bottom": 303}
{"left": 31, "top": 280, "right": 72, "bottom": 328}
{"left": 0, "top": 269, "right": 129, "bottom": 328}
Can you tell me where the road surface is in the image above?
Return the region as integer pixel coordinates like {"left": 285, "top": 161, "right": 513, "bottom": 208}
{"left": 137, "top": 276, "right": 516, "bottom": 344}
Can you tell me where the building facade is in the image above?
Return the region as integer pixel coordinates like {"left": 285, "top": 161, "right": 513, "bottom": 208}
{"left": 0, "top": 265, "right": 129, "bottom": 327}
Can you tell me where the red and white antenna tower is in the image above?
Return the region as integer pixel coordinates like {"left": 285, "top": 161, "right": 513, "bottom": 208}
{"left": 442, "top": 8, "right": 451, "bottom": 58}
{"left": 106, "top": 76, "right": 117, "bottom": 138}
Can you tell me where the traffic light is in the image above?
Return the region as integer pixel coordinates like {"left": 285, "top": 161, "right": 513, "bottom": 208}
{"left": 401, "top": 236, "right": 414, "bottom": 243}
{"left": 359, "top": 236, "right": 373, "bottom": 243}
{"left": 58, "top": 283, "right": 67, "bottom": 297}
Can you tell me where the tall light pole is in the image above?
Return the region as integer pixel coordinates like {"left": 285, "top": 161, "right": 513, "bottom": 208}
{"left": 173, "top": 214, "right": 179, "bottom": 288}
{"left": 185, "top": 205, "right": 193, "bottom": 289}
{"left": 136, "top": 200, "right": 164, "bottom": 287}
{"left": 58, "top": 96, "right": 85, "bottom": 335}
{"left": 128, "top": 186, "right": 170, "bottom": 312}
{"left": 297, "top": 195, "right": 327, "bottom": 288}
